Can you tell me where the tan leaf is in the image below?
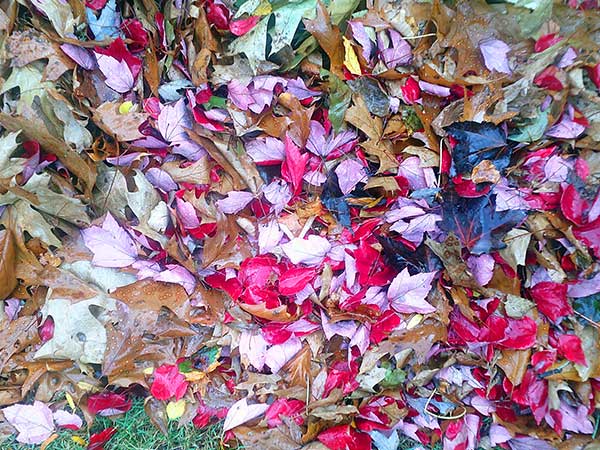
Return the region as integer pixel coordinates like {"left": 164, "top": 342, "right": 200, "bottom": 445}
{"left": 162, "top": 158, "right": 212, "bottom": 185}
{"left": 0, "top": 228, "right": 17, "bottom": 299}
{"left": 303, "top": 1, "right": 344, "bottom": 78}
{"left": 283, "top": 344, "right": 312, "bottom": 388}
{"left": 93, "top": 102, "right": 149, "bottom": 142}
{"left": 0, "top": 112, "right": 96, "bottom": 196}
{"left": 497, "top": 349, "right": 531, "bottom": 385}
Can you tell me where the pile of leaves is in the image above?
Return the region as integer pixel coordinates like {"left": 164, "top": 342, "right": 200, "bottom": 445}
{"left": 1, "top": 0, "right": 600, "bottom": 449}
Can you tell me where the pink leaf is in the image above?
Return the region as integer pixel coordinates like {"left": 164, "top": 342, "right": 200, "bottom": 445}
{"left": 2, "top": 401, "right": 55, "bottom": 444}
{"left": 81, "top": 213, "right": 137, "bottom": 268}
{"left": 229, "top": 15, "right": 260, "bottom": 36}
{"left": 96, "top": 54, "right": 134, "bottom": 93}
{"left": 216, "top": 191, "right": 254, "bottom": 214}
{"left": 281, "top": 135, "right": 309, "bottom": 196}
{"left": 150, "top": 364, "right": 188, "bottom": 401}
{"left": 281, "top": 235, "right": 331, "bottom": 265}
{"left": 388, "top": 268, "right": 437, "bottom": 314}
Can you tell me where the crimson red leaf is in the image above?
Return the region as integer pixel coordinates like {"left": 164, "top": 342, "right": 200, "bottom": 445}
{"left": 229, "top": 16, "right": 260, "bottom": 36}
{"left": 318, "top": 424, "right": 372, "bottom": 450}
{"left": 281, "top": 135, "right": 309, "bottom": 196}
{"left": 87, "top": 392, "right": 132, "bottom": 416}
{"left": 150, "top": 364, "right": 188, "bottom": 401}
{"left": 87, "top": 427, "right": 117, "bottom": 450}
{"left": 265, "top": 398, "right": 305, "bottom": 428}
{"left": 530, "top": 282, "right": 573, "bottom": 321}
{"left": 560, "top": 184, "right": 590, "bottom": 226}
{"left": 278, "top": 267, "right": 317, "bottom": 295}
{"left": 557, "top": 334, "right": 587, "bottom": 366}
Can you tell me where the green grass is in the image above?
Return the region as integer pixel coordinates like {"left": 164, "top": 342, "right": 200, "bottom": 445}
{"left": 3, "top": 398, "right": 222, "bottom": 450}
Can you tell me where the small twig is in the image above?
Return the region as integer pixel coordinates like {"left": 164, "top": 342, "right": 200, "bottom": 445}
{"left": 574, "top": 310, "right": 600, "bottom": 329}
{"left": 424, "top": 388, "right": 467, "bottom": 420}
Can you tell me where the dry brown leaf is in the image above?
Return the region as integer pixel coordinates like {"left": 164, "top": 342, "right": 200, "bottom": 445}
{"left": 93, "top": 102, "right": 149, "bottom": 142}
{"left": 497, "top": 349, "right": 531, "bottom": 386}
{"left": 0, "top": 228, "right": 17, "bottom": 300}
{"left": 0, "top": 112, "right": 96, "bottom": 196}
{"left": 283, "top": 344, "right": 312, "bottom": 388}
{"left": 304, "top": 1, "right": 344, "bottom": 78}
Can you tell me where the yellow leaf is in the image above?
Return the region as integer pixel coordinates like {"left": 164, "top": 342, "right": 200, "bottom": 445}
{"left": 254, "top": 0, "right": 272, "bottom": 16}
{"left": 406, "top": 314, "right": 423, "bottom": 330}
{"left": 65, "top": 392, "right": 76, "bottom": 412}
{"left": 166, "top": 400, "right": 186, "bottom": 420}
{"left": 143, "top": 366, "right": 154, "bottom": 375}
{"left": 343, "top": 37, "right": 361, "bottom": 76}
{"left": 71, "top": 436, "right": 87, "bottom": 446}
{"left": 119, "top": 101, "right": 133, "bottom": 114}
{"left": 184, "top": 370, "right": 207, "bottom": 382}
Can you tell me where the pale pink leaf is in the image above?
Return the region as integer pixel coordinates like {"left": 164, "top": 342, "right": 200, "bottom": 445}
{"left": 96, "top": 55, "right": 134, "bottom": 93}
{"left": 53, "top": 410, "right": 83, "bottom": 429}
{"left": 388, "top": 268, "right": 437, "bottom": 314}
{"left": 81, "top": 213, "right": 137, "bottom": 268}
{"left": 265, "top": 336, "right": 302, "bottom": 373}
{"left": 466, "top": 254, "right": 495, "bottom": 286}
{"left": 479, "top": 38, "right": 512, "bottom": 74}
{"left": 335, "top": 159, "right": 366, "bottom": 195}
{"left": 216, "top": 191, "right": 254, "bottom": 214}
{"left": 281, "top": 235, "right": 331, "bottom": 265}
{"left": 2, "top": 401, "right": 55, "bottom": 444}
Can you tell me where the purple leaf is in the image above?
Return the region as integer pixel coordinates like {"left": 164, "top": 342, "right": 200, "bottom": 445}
{"left": 335, "top": 159, "right": 366, "bottom": 195}
{"left": 246, "top": 137, "right": 285, "bottom": 164}
{"left": 60, "top": 44, "right": 96, "bottom": 70}
{"left": 349, "top": 21, "right": 373, "bottom": 62}
{"left": 387, "top": 268, "right": 437, "bottom": 314}
{"left": 379, "top": 29, "right": 412, "bottom": 69}
{"left": 265, "top": 336, "right": 302, "bottom": 372}
{"left": 546, "top": 105, "right": 586, "bottom": 139}
{"left": 81, "top": 213, "right": 137, "bottom": 268}
{"left": 216, "top": 191, "right": 255, "bottom": 214}
{"left": 96, "top": 54, "right": 134, "bottom": 93}
{"left": 466, "top": 254, "right": 495, "bottom": 286}
{"left": 145, "top": 167, "right": 178, "bottom": 192}
{"left": 479, "top": 38, "right": 512, "bottom": 74}
{"left": 2, "top": 401, "right": 55, "bottom": 444}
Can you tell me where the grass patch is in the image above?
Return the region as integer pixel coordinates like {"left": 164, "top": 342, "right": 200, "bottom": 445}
{"left": 4, "top": 398, "right": 222, "bottom": 450}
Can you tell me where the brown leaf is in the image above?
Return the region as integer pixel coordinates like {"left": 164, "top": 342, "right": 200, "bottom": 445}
{"left": 235, "top": 426, "right": 302, "bottom": 450}
{"left": 144, "top": 42, "right": 160, "bottom": 96}
{"left": 93, "top": 102, "right": 149, "bottom": 142}
{"left": 0, "top": 229, "right": 17, "bottom": 300}
{"left": 187, "top": 128, "right": 263, "bottom": 194}
{"left": 283, "top": 344, "right": 312, "bottom": 388}
{"left": 497, "top": 349, "right": 531, "bottom": 386}
{"left": 304, "top": 1, "right": 344, "bottom": 78}
{"left": 0, "top": 316, "right": 38, "bottom": 373}
{"left": 162, "top": 158, "right": 212, "bottom": 185}
{"left": 0, "top": 112, "right": 96, "bottom": 196}
{"left": 278, "top": 93, "right": 313, "bottom": 147}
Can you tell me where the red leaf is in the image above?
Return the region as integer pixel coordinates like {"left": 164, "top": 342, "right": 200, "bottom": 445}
{"left": 281, "top": 135, "right": 309, "bottom": 196}
{"left": 560, "top": 184, "right": 590, "bottom": 226}
{"left": 510, "top": 370, "right": 548, "bottom": 424}
{"left": 401, "top": 77, "right": 421, "bottom": 104}
{"left": 86, "top": 0, "right": 108, "bottom": 10}
{"left": 500, "top": 317, "right": 537, "bottom": 349}
{"left": 87, "top": 392, "right": 132, "bottom": 416}
{"left": 318, "top": 425, "right": 372, "bottom": 450}
{"left": 150, "top": 364, "right": 188, "bottom": 401}
{"left": 265, "top": 399, "right": 305, "bottom": 428}
{"left": 38, "top": 316, "right": 54, "bottom": 342}
{"left": 534, "top": 66, "right": 564, "bottom": 91}
{"left": 87, "top": 427, "right": 117, "bottom": 450}
{"left": 573, "top": 218, "right": 600, "bottom": 258}
{"left": 94, "top": 37, "right": 142, "bottom": 78}
{"left": 557, "top": 334, "right": 587, "bottom": 366}
{"left": 205, "top": 0, "right": 230, "bottom": 30}
{"left": 323, "top": 361, "right": 359, "bottom": 397}
{"left": 530, "top": 281, "right": 572, "bottom": 322}
{"left": 452, "top": 175, "right": 491, "bottom": 198}
{"left": 588, "top": 63, "right": 600, "bottom": 89}
{"left": 534, "top": 33, "right": 563, "bottom": 52}
{"left": 229, "top": 16, "right": 260, "bottom": 36}
{"left": 370, "top": 310, "right": 401, "bottom": 344}
{"left": 278, "top": 267, "right": 317, "bottom": 296}
{"left": 121, "top": 19, "right": 149, "bottom": 53}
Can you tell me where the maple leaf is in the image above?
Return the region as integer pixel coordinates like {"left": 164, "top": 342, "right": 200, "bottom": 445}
{"left": 439, "top": 193, "right": 527, "bottom": 254}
